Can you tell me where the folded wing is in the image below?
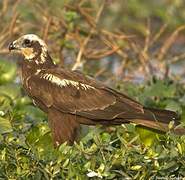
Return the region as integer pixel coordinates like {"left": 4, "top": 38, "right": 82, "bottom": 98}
{"left": 27, "top": 68, "right": 144, "bottom": 120}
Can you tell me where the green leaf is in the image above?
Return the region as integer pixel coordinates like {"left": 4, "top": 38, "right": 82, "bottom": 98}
{"left": 65, "top": 11, "right": 79, "bottom": 22}
{"left": 20, "top": 105, "right": 46, "bottom": 122}
{"left": 0, "top": 84, "right": 21, "bottom": 100}
{"left": 0, "top": 59, "right": 17, "bottom": 84}
{"left": 101, "top": 132, "right": 111, "bottom": 143}
{"left": 130, "top": 165, "right": 142, "bottom": 171}
{"left": 165, "top": 100, "right": 182, "bottom": 113}
{"left": 136, "top": 127, "right": 158, "bottom": 146}
{"left": 143, "top": 80, "right": 176, "bottom": 98}
{"left": 177, "top": 142, "right": 183, "bottom": 155}
{"left": 0, "top": 117, "right": 12, "bottom": 134}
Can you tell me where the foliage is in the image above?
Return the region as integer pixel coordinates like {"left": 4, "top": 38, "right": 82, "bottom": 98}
{"left": 0, "top": 60, "right": 185, "bottom": 179}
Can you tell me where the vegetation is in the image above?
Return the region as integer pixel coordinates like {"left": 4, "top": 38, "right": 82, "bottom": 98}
{"left": 0, "top": 0, "right": 185, "bottom": 179}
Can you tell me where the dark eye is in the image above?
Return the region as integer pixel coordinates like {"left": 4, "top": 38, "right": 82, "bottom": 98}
{"left": 24, "top": 39, "right": 31, "bottom": 46}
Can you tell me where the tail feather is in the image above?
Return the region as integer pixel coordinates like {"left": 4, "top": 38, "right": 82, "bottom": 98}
{"left": 143, "top": 107, "right": 180, "bottom": 125}
{"left": 128, "top": 107, "right": 184, "bottom": 134}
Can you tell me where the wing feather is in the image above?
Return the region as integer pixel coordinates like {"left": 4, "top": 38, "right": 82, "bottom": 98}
{"left": 26, "top": 68, "right": 144, "bottom": 120}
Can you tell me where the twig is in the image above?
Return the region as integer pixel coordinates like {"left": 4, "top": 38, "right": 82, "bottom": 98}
{"left": 101, "top": 29, "right": 135, "bottom": 40}
{"left": 72, "top": 0, "right": 106, "bottom": 70}
{"left": 169, "top": 52, "right": 185, "bottom": 64}
{"left": 8, "top": 12, "right": 19, "bottom": 37}
{"left": 143, "top": 18, "right": 151, "bottom": 53}
{"left": 12, "top": 0, "right": 20, "bottom": 14}
{"left": 78, "top": 6, "right": 96, "bottom": 28}
{"left": 94, "top": 67, "right": 107, "bottom": 78}
{"left": 157, "top": 25, "right": 185, "bottom": 61}
{"left": 42, "top": 17, "right": 52, "bottom": 41}
{"left": 84, "top": 46, "right": 119, "bottom": 60}
{"left": 0, "top": 0, "right": 8, "bottom": 18}
{"left": 150, "top": 23, "right": 168, "bottom": 45}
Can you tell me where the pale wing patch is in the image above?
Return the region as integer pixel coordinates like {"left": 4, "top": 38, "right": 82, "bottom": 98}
{"left": 39, "top": 73, "right": 95, "bottom": 90}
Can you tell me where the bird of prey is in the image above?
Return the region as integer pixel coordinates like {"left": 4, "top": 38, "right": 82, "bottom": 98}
{"left": 9, "top": 34, "right": 184, "bottom": 147}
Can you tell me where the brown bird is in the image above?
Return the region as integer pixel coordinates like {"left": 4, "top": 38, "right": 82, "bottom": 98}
{"left": 9, "top": 34, "right": 183, "bottom": 147}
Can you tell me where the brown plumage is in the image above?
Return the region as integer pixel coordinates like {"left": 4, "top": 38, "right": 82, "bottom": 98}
{"left": 9, "top": 34, "right": 184, "bottom": 147}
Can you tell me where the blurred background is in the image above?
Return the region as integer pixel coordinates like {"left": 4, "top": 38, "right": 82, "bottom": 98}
{"left": 0, "top": 0, "right": 185, "bottom": 179}
{"left": 1, "top": 0, "right": 185, "bottom": 83}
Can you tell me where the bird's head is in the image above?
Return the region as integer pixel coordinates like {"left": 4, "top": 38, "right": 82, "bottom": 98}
{"left": 9, "top": 34, "right": 48, "bottom": 64}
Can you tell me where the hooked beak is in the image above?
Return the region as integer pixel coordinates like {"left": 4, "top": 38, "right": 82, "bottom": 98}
{"left": 9, "top": 41, "right": 19, "bottom": 51}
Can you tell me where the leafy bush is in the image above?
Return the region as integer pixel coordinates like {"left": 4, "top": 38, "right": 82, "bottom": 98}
{"left": 0, "top": 59, "right": 185, "bottom": 179}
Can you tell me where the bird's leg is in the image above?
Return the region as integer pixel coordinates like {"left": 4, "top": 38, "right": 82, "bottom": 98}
{"left": 48, "top": 108, "right": 80, "bottom": 147}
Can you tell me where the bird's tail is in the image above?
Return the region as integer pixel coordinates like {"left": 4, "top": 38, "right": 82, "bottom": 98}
{"left": 128, "top": 107, "right": 185, "bottom": 135}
